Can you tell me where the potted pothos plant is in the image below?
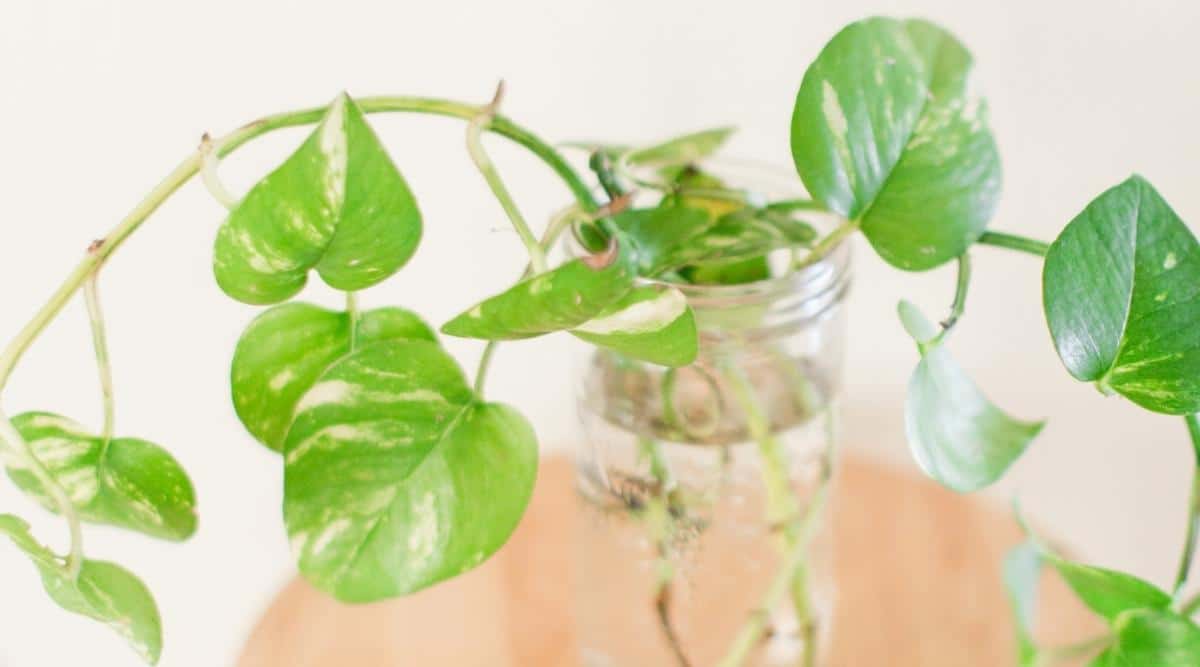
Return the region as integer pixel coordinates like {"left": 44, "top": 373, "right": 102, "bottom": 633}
{"left": 0, "top": 13, "right": 1195, "bottom": 667}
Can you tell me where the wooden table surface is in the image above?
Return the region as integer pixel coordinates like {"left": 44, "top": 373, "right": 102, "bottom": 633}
{"left": 238, "top": 457, "right": 1097, "bottom": 666}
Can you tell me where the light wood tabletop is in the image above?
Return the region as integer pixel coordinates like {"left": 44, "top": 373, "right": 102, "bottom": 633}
{"left": 238, "top": 457, "right": 1098, "bottom": 666}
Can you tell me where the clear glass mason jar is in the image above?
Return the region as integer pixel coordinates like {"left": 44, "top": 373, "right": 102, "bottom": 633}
{"left": 571, "top": 164, "right": 851, "bottom": 667}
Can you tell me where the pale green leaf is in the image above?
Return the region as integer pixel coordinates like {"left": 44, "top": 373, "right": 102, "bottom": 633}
{"left": 626, "top": 127, "right": 735, "bottom": 168}
{"left": 572, "top": 286, "right": 698, "bottom": 367}
{"left": 791, "top": 17, "right": 1000, "bottom": 270}
{"left": 1043, "top": 175, "right": 1200, "bottom": 415}
{"left": 283, "top": 340, "right": 537, "bottom": 602}
{"left": 213, "top": 93, "right": 422, "bottom": 304}
{"left": 6, "top": 413, "right": 196, "bottom": 541}
{"left": 0, "top": 514, "right": 162, "bottom": 664}
{"left": 231, "top": 302, "right": 435, "bottom": 451}
{"left": 901, "top": 302, "right": 1043, "bottom": 491}
{"left": 441, "top": 244, "right": 637, "bottom": 340}
{"left": 1093, "top": 609, "right": 1200, "bottom": 666}
{"left": 1003, "top": 541, "right": 1042, "bottom": 665}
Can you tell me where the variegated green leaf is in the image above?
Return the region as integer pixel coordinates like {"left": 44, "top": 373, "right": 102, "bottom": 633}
{"left": 213, "top": 93, "right": 422, "bottom": 304}
{"left": 0, "top": 514, "right": 162, "bottom": 664}
{"left": 572, "top": 286, "right": 698, "bottom": 367}
{"left": 231, "top": 302, "right": 435, "bottom": 451}
{"left": 626, "top": 127, "right": 735, "bottom": 168}
{"left": 900, "top": 301, "right": 1043, "bottom": 492}
{"left": 791, "top": 17, "right": 1000, "bottom": 270}
{"left": 610, "top": 205, "right": 714, "bottom": 275}
{"left": 283, "top": 340, "right": 537, "bottom": 602}
{"left": 5, "top": 413, "right": 196, "bottom": 541}
{"left": 441, "top": 245, "right": 637, "bottom": 340}
{"left": 661, "top": 209, "right": 816, "bottom": 269}
{"left": 1043, "top": 175, "right": 1200, "bottom": 415}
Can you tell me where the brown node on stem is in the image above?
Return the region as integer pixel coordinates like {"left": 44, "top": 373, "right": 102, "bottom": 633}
{"left": 595, "top": 191, "right": 635, "bottom": 218}
{"left": 87, "top": 239, "right": 106, "bottom": 254}
{"left": 582, "top": 234, "right": 620, "bottom": 270}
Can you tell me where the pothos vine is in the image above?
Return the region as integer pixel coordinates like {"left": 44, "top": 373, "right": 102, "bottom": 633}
{"left": 0, "top": 14, "right": 1195, "bottom": 667}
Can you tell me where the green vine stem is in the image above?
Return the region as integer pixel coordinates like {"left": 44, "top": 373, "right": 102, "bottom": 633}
{"left": 83, "top": 272, "right": 115, "bottom": 444}
{"left": 465, "top": 83, "right": 548, "bottom": 274}
{"left": 795, "top": 219, "right": 859, "bottom": 270}
{"left": 345, "top": 291, "right": 360, "bottom": 352}
{"left": 934, "top": 252, "right": 971, "bottom": 343}
{"left": 722, "top": 362, "right": 819, "bottom": 667}
{"left": 1173, "top": 414, "right": 1200, "bottom": 600}
{"left": 0, "top": 95, "right": 597, "bottom": 398}
{"left": 976, "top": 230, "right": 1051, "bottom": 257}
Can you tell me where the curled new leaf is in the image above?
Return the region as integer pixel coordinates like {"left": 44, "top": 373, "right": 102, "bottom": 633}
{"left": 572, "top": 286, "right": 698, "bottom": 367}
{"left": 0, "top": 514, "right": 162, "bottom": 664}
{"left": 283, "top": 340, "right": 537, "bottom": 602}
{"left": 5, "top": 412, "right": 196, "bottom": 541}
{"left": 231, "top": 302, "right": 435, "bottom": 451}
{"left": 791, "top": 17, "right": 1001, "bottom": 270}
{"left": 213, "top": 93, "right": 422, "bottom": 304}
{"left": 1043, "top": 175, "right": 1200, "bottom": 415}
{"left": 900, "top": 301, "right": 1043, "bottom": 492}
{"left": 441, "top": 243, "right": 637, "bottom": 340}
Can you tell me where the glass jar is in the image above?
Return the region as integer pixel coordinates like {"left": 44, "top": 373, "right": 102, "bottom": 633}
{"left": 571, "top": 166, "right": 851, "bottom": 667}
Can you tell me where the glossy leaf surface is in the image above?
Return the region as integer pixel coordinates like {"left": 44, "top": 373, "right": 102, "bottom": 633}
{"left": 1043, "top": 175, "right": 1200, "bottom": 415}
{"left": 214, "top": 93, "right": 422, "bottom": 304}
{"left": 791, "top": 17, "right": 1001, "bottom": 270}
{"left": 441, "top": 248, "right": 637, "bottom": 340}
{"left": 1093, "top": 609, "right": 1200, "bottom": 666}
{"left": 283, "top": 340, "right": 537, "bottom": 602}
{"left": 231, "top": 302, "right": 435, "bottom": 451}
{"left": 572, "top": 286, "right": 698, "bottom": 367}
{"left": 0, "top": 514, "right": 162, "bottom": 664}
{"left": 900, "top": 301, "right": 1043, "bottom": 491}
{"left": 6, "top": 413, "right": 196, "bottom": 541}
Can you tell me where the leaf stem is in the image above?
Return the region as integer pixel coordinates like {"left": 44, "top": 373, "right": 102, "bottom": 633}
{"left": 1173, "top": 414, "right": 1200, "bottom": 601}
{"left": 1182, "top": 590, "right": 1200, "bottom": 616}
{"left": 83, "top": 273, "right": 115, "bottom": 444}
{"left": 795, "top": 218, "right": 858, "bottom": 269}
{"left": 345, "top": 291, "right": 360, "bottom": 352}
{"left": 0, "top": 410, "right": 84, "bottom": 578}
{"left": 465, "top": 83, "right": 548, "bottom": 274}
{"left": 199, "top": 133, "right": 237, "bottom": 210}
{"left": 935, "top": 252, "right": 971, "bottom": 342}
{"left": 976, "top": 231, "right": 1051, "bottom": 258}
{"left": 0, "top": 93, "right": 596, "bottom": 396}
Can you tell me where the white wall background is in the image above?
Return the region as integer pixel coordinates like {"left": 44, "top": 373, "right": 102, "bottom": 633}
{"left": 0, "top": 1, "right": 1197, "bottom": 664}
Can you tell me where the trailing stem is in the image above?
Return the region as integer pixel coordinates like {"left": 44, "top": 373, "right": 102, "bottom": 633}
{"left": 466, "top": 82, "right": 548, "bottom": 274}
{"left": 1173, "top": 414, "right": 1200, "bottom": 601}
{"left": 722, "top": 362, "right": 826, "bottom": 667}
{"left": 976, "top": 230, "right": 1050, "bottom": 257}
{"left": 345, "top": 291, "right": 360, "bottom": 352}
{"left": 84, "top": 273, "right": 115, "bottom": 445}
{"left": 934, "top": 252, "right": 971, "bottom": 343}
{"left": 638, "top": 436, "right": 693, "bottom": 667}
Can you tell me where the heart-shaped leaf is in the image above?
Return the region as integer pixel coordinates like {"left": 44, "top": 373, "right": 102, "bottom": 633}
{"left": 5, "top": 413, "right": 196, "bottom": 541}
{"left": 1003, "top": 542, "right": 1043, "bottom": 666}
{"left": 611, "top": 205, "right": 714, "bottom": 275}
{"left": 1043, "top": 175, "right": 1200, "bottom": 415}
{"left": 283, "top": 340, "right": 537, "bottom": 602}
{"left": 791, "top": 17, "right": 1001, "bottom": 270}
{"left": 900, "top": 301, "right": 1043, "bottom": 492}
{"left": 214, "top": 93, "right": 422, "bottom": 304}
{"left": 1093, "top": 609, "right": 1200, "bottom": 666}
{"left": 626, "top": 127, "right": 735, "bottom": 168}
{"left": 231, "top": 302, "right": 435, "bottom": 451}
{"left": 441, "top": 245, "right": 637, "bottom": 340}
{"left": 0, "top": 514, "right": 162, "bottom": 664}
{"left": 572, "top": 286, "right": 698, "bottom": 367}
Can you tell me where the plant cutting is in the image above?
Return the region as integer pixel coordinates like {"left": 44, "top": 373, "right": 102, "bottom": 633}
{"left": 0, "top": 13, "right": 1196, "bottom": 667}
